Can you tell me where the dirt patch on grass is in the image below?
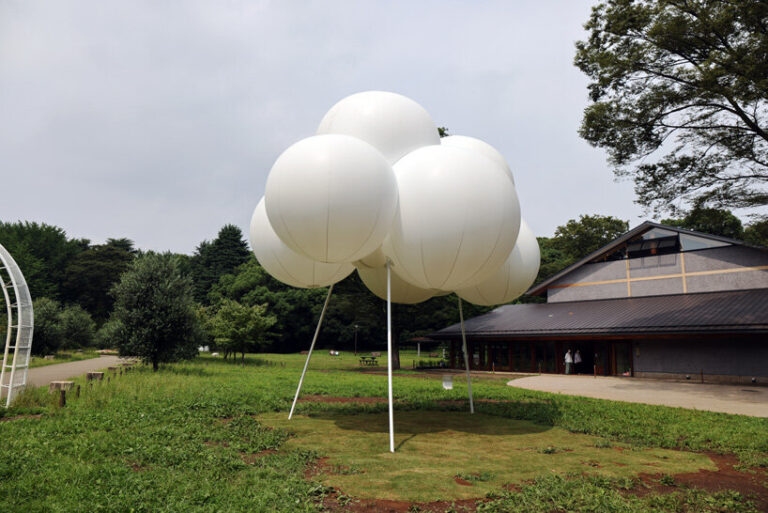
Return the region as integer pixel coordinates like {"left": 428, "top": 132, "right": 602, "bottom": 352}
{"left": 241, "top": 449, "right": 277, "bottom": 464}
{"left": 127, "top": 460, "right": 150, "bottom": 472}
{"left": 0, "top": 414, "right": 42, "bottom": 422}
{"left": 453, "top": 476, "right": 473, "bottom": 486}
{"left": 319, "top": 487, "right": 482, "bottom": 513}
{"left": 203, "top": 440, "right": 229, "bottom": 448}
{"left": 630, "top": 453, "right": 768, "bottom": 510}
{"left": 298, "top": 395, "right": 388, "bottom": 404}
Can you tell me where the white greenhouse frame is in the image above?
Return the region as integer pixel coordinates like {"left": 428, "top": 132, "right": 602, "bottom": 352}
{"left": 0, "top": 243, "right": 34, "bottom": 407}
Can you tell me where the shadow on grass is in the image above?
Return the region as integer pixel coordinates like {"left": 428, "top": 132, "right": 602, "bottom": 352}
{"left": 306, "top": 410, "right": 555, "bottom": 438}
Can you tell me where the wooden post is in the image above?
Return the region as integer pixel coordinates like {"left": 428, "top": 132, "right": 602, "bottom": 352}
{"left": 76, "top": 385, "right": 81, "bottom": 398}
{"left": 59, "top": 389, "right": 66, "bottom": 408}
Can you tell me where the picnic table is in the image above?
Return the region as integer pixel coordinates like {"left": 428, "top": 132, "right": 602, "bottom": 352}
{"left": 359, "top": 356, "right": 379, "bottom": 366}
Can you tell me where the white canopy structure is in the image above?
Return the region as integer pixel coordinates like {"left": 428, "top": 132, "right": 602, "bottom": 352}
{"left": 0, "top": 243, "right": 34, "bottom": 407}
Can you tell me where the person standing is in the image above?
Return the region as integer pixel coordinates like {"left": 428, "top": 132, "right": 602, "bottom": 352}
{"left": 574, "top": 349, "right": 582, "bottom": 374}
{"left": 564, "top": 349, "right": 573, "bottom": 375}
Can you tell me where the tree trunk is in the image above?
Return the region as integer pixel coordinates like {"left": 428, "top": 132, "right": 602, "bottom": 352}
{"left": 392, "top": 337, "right": 401, "bottom": 370}
{"left": 152, "top": 358, "right": 158, "bottom": 372}
{"left": 391, "top": 304, "right": 401, "bottom": 370}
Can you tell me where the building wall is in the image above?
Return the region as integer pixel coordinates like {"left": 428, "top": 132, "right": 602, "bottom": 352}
{"left": 547, "top": 246, "right": 768, "bottom": 303}
{"left": 633, "top": 338, "right": 768, "bottom": 379}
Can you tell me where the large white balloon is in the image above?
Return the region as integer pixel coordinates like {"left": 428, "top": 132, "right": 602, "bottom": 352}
{"left": 317, "top": 91, "right": 440, "bottom": 164}
{"left": 441, "top": 135, "right": 515, "bottom": 184}
{"left": 265, "top": 134, "right": 398, "bottom": 263}
{"left": 250, "top": 199, "right": 353, "bottom": 288}
{"left": 384, "top": 145, "right": 521, "bottom": 290}
{"left": 457, "top": 219, "right": 541, "bottom": 306}
{"left": 357, "top": 265, "right": 435, "bottom": 304}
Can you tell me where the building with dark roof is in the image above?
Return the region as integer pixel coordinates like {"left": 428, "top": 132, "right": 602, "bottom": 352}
{"left": 432, "top": 222, "right": 768, "bottom": 384}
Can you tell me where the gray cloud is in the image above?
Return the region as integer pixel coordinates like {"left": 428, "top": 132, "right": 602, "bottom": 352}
{"left": 0, "top": 0, "right": 645, "bottom": 253}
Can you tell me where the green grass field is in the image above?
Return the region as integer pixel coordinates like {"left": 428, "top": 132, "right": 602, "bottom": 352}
{"left": 1, "top": 350, "right": 766, "bottom": 512}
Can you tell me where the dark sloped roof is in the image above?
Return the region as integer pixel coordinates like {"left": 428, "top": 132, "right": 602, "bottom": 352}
{"left": 527, "top": 221, "right": 764, "bottom": 297}
{"left": 432, "top": 289, "right": 768, "bottom": 339}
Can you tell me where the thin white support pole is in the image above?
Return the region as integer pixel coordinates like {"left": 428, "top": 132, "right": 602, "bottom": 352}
{"left": 386, "top": 260, "right": 395, "bottom": 453}
{"left": 288, "top": 284, "right": 334, "bottom": 420}
{"left": 458, "top": 297, "right": 474, "bottom": 414}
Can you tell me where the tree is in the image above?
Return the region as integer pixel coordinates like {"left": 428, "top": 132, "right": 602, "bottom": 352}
{"left": 575, "top": 0, "right": 768, "bottom": 214}
{"left": 30, "top": 298, "right": 63, "bottom": 355}
{"left": 207, "top": 299, "right": 276, "bottom": 362}
{"left": 661, "top": 207, "right": 744, "bottom": 239}
{"left": 111, "top": 253, "right": 202, "bottom": 370}
{"left": 61, "top": 239, "right": 136, "bottom": 321}
{"left": 209, "top": 258, "right": 328, "bottom": 353}
{"left": 59, "top": 305, "right": 96, "bottom": 349}
{"left": 744, "top": 219, "right": 768, "bottom": 246}
{"left": 190, "top": 225, "right": 250, "bottom": 303}
{"left": 0, "top": 221, "right": 85, "bottom": 299}
{"left": 95, "top": 318, "right": 123, "bottom": 349}
{"left": 552, "top": 215, "right": 629, "bottom": 260}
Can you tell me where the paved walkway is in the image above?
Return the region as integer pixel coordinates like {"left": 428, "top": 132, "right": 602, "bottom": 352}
{"left": 508, "top": 375, "right": 768, "bottom": 417}
{"left": 25, "top": 355, "right": 127, "bottom": 388}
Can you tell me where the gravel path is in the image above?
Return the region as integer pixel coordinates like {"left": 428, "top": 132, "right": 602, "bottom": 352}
{"left": 508, "top": 375, "right": 768, "bottom": 417}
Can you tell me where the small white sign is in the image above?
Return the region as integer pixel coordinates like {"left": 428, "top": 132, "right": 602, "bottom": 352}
{"left": 442, "top": 375, "right": 453, "bottom": 390}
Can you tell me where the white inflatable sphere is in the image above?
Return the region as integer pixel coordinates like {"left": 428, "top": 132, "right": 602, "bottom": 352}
{"left": 355, "top": 247, "right": 387, "bottom": 269}
{"left": 441, "top": 135, "right": 515, "bottom": 184}
{"left": 264, "top": 134, "right": 398, "bottom": 263}
{"left": 317, "top": 91, "right": 440, "bottom": 164}
{"left": 384, "top": 145, "right": 521, "bottom": 290}
{"left": 457, "top": 219, "right": 541, "bottom": 306}
{"left": 250, "top": 199, "right": 353, "bottom": 288}
{"left": 357, "top": 265, "right": 435, "bottom": 304}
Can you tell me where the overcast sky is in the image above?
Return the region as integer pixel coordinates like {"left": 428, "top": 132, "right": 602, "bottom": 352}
{"left": 0, "top": 0, "right": 649, "bottom": 254}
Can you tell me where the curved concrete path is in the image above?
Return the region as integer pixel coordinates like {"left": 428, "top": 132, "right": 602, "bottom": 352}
{"left": 26, "top": 355, "right": 127, "bottom": 388}
{"left": 508, "top": 375, "right": 768, "bottom": 417}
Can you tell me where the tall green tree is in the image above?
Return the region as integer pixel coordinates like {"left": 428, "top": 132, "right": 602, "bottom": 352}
{"left": 575, "top": 0, "right": 768, "bottom": 214}
{"left": 61, "top": 239, "right": 136, "bottom": 321}
{"left": 552, "top": 215, "right": 629, "bottom": 260}
{"left": 59, "top": 304, "right": 96, "bottom": 349}
{"left": 744, "top": 219, "right": 768, "bottom": 246}
{"left": 207, "top": 299, "right": 276, "bottom": 362}
{"left": 190, "top": 225, "right": 250, "bottom": 303}
{"left": 30, "top": 298, "right": 63, "bottom": 355}
{"left": 661, "top": 207, "right": 745, "bottom": 239}
{"left": 209, "top": 258, "right": 328, "bottom": 353}
{"left": 111, "top": 253, "right": 202, "bottom": 371}
{"left": 0, "top": 221, "right": 85, "bottom": 299}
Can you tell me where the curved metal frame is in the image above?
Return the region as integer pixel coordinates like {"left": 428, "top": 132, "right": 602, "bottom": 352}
{"left": 0, "top": 244, "right": 34, "bottom": 407}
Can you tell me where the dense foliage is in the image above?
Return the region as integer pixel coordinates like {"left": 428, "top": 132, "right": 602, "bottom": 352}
{"left": 111, "top": 253, "right": 202, "bottom": 370}
{"left": 190, "top": 224, "right": 250, "bottom": 304}
{"left": 576, "top": 0, "right": 768, "bottom": 214}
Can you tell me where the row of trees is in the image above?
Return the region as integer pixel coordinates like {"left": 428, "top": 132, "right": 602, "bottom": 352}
{"left": 1, "top": 207, "right": 765, "bottom": 368}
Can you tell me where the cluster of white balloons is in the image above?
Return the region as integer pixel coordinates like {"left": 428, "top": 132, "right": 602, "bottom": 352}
{"left": 249, "top": 91, "right": 540, "bottom": 306}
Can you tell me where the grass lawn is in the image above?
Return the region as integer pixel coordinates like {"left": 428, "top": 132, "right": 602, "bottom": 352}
{"left": 260, "top": 411, "right": 713, "bottom": 501}
{"left": 1, "top": 350, "right": 766, "bottom": 512}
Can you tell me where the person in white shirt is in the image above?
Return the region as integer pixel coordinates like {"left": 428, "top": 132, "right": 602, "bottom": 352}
{"left": 574, "top": 349, "right": 582, "bottom": 374}
{"left": 564, "top": 349, "right": 573, "bottom": 375}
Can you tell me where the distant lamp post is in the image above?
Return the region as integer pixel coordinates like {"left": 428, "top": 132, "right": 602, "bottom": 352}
{"left": 354, "top": 324, "right": 359, "bottom": 355}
